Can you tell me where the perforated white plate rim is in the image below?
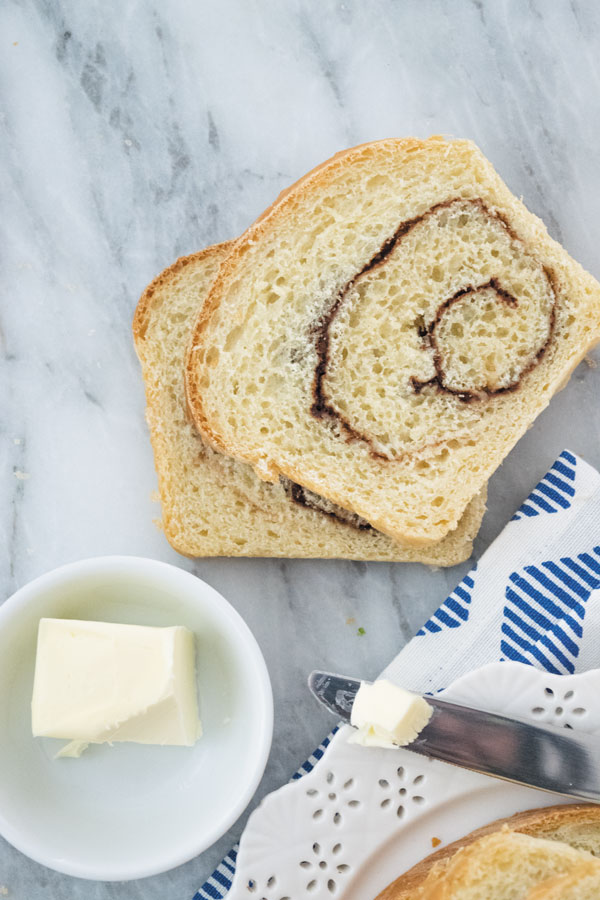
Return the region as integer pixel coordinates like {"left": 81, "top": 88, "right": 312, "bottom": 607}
{"left": 227, "top": 661, "right": 600, "bottom": 900}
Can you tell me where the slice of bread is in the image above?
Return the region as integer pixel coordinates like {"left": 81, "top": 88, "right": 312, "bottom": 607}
{"left": 186, "top": 137, "right": 600, "bottom": 547}
{"left": 133, "top": 244, "right": 486, "bottom": 560}
{"left": 377, "top": 804, "right": 600, "bottom": 900}
{"left": 525, "top": 861, "right": 600, "bottom": 900}
{"left": 416, "top": 828, "right": 593, "bottom": 900}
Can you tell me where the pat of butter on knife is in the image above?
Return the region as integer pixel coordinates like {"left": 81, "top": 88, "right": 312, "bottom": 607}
{"left": 31, "top": 618, "right": 202, "bottom": 758}
{"left": 349, "top": 679, "right": 432, "bottom": 748}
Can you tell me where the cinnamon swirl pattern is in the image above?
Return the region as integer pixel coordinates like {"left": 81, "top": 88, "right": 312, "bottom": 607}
{"left": 311, "top": 198, "right": 557, "bottom": 460}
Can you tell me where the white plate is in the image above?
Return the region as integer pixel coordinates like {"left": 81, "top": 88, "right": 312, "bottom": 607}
{"left": 0, "top": 556, "right": 273, "bottom": 881}
{"left": 227, "top": 661, "right": 600, "bottom": 900}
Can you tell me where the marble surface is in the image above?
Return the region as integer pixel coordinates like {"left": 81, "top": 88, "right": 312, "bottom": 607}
{"left": 1, "top": 0, "right": 600, "bottom": 896}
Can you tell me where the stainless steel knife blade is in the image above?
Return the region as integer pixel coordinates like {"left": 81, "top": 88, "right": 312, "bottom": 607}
{"left": 308, "top": 670, "right": 600, "bottom": 803}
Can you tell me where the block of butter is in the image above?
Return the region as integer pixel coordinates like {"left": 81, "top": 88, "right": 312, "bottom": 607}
{"left": 31, "top": 618, "right": 202, "bottom": 757}
{"left": 349, "top": 679, "right": 432, "bottom": 748}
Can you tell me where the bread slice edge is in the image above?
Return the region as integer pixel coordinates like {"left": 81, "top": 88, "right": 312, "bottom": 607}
{"left": 376, "top": 803, "right": 600, "bottom": 900}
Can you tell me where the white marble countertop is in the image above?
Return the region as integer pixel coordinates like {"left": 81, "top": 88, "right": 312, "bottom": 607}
{"left": 2, "top": 1, "right": 600, "bottom": 897}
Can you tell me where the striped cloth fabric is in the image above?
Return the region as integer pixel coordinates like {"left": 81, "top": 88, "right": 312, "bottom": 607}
{"left": 195, "top": 449, "right": 600, "bottom": 898}
{"left": 511, "top": 450, "right": 577, "bottom": 520}
{"left": 384, "top": 449, "right": 600, "bottom": 692}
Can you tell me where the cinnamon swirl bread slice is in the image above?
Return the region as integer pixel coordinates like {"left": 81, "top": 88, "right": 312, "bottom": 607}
{"left": 186, "top": 137, "right": 600, "bottom": 547}
{"left": 133, "top": 243, "right": 485, "bottom": 560}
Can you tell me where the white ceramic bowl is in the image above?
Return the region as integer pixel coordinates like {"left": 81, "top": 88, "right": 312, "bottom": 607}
{"left": 0, "top": 556, "right": 273, "bottom": 880}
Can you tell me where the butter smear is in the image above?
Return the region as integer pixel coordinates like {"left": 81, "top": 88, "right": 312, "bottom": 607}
{"left": 349, "top": 679, "right": 432, "bottom": 748}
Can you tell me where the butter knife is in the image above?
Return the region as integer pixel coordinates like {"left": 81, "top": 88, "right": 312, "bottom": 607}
{"left": 308, "top": 671, "right": 600, "bottom": 803}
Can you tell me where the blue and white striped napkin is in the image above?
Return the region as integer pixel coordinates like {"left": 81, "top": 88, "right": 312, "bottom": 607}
{"left": 195, "top": 449, "right": 600, "bottom": 900}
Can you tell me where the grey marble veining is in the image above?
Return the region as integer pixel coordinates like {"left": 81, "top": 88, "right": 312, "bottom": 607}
{"left": 1, "top": 0, "right": 600, "bottom": 897}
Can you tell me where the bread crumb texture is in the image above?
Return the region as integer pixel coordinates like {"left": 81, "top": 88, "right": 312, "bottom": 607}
{"left": 419, "top": 830, "right": 596, "bottom": 900}
{"left": 376, "top": 803, "right": 600, "bottom": 900}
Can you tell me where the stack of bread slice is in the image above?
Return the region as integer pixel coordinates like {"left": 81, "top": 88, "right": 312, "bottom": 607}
{"left": 377, "top": 804, "right": 600, "bottom": 899}
{"left": 134, "top": 136, "right": 600, "bottom": 559}
{"left": 133, "top": 242, "right": 485, "bottom": 561}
